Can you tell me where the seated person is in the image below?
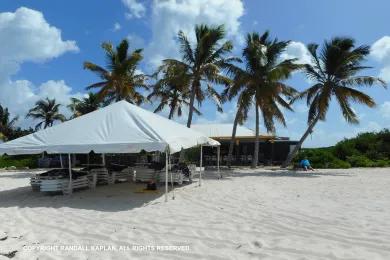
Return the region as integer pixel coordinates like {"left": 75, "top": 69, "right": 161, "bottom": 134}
{"left": 300, "top": 158, "right": 314, "bottom": 171}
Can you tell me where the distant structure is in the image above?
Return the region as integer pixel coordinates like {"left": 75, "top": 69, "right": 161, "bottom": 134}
{"left": 191, "top": 124, "right": 298, "bottom": 166}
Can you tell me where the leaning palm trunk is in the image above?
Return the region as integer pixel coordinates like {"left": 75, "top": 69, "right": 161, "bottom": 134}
{"left": 227, "top": 110, "right": 240, "bottom": 168}
{"left": 252, "top": 104, "right": 260, "bottom": 168}
{"left": 281, "top": 115, "right": 320, "bottom": 168}
{"left": 186, "top": 80, "right": 198, "bottom": 128}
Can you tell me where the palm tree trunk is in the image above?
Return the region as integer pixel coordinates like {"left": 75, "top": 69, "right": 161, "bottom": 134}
{"left": 186, "top": 80, "right": 198, "bottom": 128}
{"left": 227, "top": 109, "right": 240, "bottom": 168}
{"left": 252, "top": 103, "right": 260, "bottom": 168}
{"left": 281, "top": 115, "right": 320, "bottom": 168}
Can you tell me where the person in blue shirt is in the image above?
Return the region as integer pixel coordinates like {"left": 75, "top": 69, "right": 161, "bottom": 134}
{"left": 300, "top": 157, "right": 314, "bottom": 171}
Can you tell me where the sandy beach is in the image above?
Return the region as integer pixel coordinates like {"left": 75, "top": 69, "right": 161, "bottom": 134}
{"left": 0, "top": 168, "right": 389, "bottom": 259}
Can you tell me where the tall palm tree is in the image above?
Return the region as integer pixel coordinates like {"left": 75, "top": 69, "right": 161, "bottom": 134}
{"left": 0, "top": 105, "right": 18, "bottom": 142}
{"left": 68, "top": 93, "right": 102, "bottom": 118}
{"left": 26, "top": 98, "right": 66, "bottom": 130}
{"left": 282, "top": 37, "right": 386, "bottom": 168}
{"left": 162, "top": 24, "right": 235, "bottom": 128}
{"left": 226, "top": 32, "right": 300, "bottom": 168}
{"left": 84, "top": 39, "right": 148, "bottom": 104}
{"left": 148, "top": 63, "right": 201, "bottom": 119}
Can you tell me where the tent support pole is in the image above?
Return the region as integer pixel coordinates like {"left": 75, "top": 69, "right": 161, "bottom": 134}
{"left": 169, "top": 152, "right": 175, "bottom": 200}
{"left": 165, "top": 147, "right": 169, "bottom": 202}
{"left": 217, "top": 146, "right": 221, "bottom": 179}
{"left": 102, "top": 153, "right": 106, "bottom": 167}
{"left": 199, "top": 145, "right": 203, "bottom": 187}
{"left": 68, "top": 154, "right": 73, "bottom": 195}
{"left": 60, "top": 154, "right": 63, "bottom": 168}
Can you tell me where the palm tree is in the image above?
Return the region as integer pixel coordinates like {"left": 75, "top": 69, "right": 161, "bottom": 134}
{"left": 0, "top": 105, "right": 18, "bottom": 141}
{"left": 68, "top": 93, "right": 102, "bottom": 118}
{"left": 162, "top": 24, "right": 235, "bottom": 128}
{"left": 84, "top": 39, "right": 148, "bottom": 104}
{"left": 26, "top": 98, "right": 66, "bottom": 130}
{"left": 282, "top": 37, "right": 386, "bottom": 168}
{"left": 226, "top": 32, "right": 300, "bottom": 168}
{"left": 148, "top": 63, "right": 201, "bottom": 119}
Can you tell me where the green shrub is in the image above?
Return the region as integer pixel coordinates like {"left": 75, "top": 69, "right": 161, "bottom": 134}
{"left": 297, "top": 129, "right": 390, "bottom": 168}
{"left": 346, "top": 155, "right": 374, "bottom": 167}
{"left": 0, "top": 155, "right": 38, "bottom": 169}
{"left": 327, "top": 159, "right": 351, "bottom": 169}
{"left": 371, "top": 160, "right": 390, "bottom": 167}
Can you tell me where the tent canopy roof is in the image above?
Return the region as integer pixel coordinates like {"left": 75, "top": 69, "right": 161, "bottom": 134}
{"left": 191, "top": 123, "right": 273, "bottom": 138}
{"left": 0, "top": 101, "right": 219, "bottom": 155}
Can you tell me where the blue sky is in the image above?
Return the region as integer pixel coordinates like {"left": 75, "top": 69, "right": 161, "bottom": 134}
{"left": 0, "top": 0, "right": 389, "bottom": 147}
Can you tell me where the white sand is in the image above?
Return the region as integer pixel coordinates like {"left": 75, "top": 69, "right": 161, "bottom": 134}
{"left": 0, "top": 168, "right": 389, "bottom": 259}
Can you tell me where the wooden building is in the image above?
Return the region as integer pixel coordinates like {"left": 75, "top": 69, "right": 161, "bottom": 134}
{"left": 191, "top": 124, "right": 298, "bottom": 166}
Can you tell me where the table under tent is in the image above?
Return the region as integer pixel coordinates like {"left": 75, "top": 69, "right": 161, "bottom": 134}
{"left": 0, "top": 101, "right": 220, "bottom": 201}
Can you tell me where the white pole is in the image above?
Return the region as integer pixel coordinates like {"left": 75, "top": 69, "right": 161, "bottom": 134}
{"left": 165, "top": 147, "right": 169, "bottom": 202}
{"left": 199, "top": 145, "right": 203, "bottom": 187}
{"left": 60, "top": 154, "right": 63, "bottom": 168}
{"left": 68, "top": 154, "right": 73, "bottom": 194}
{"left": 217, "top": 146, "right": 221, "bottom": 179}
{"left": 169, "top": 153, "right": 175, "bottom": 200}
{"left": 102, "top": 153, "right": 106, "bottom": 167}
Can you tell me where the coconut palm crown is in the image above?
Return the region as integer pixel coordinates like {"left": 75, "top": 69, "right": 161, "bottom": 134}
{"left": 161, "top": 24, "right": 236, "bottom": 127}
{"left": 26, "top": 98, "right": 66, "bottom": 130}
{"left": 282, "top": 37, "right": 386, "bottom": 167}
{"left": 148, "top": 63, "right": 201, "bottom": 119}
{"left": 84, "top": 39, "right": 148, "bottom": 104}
{"left": 68, "top": 93, "right": 102, "bottom": 118}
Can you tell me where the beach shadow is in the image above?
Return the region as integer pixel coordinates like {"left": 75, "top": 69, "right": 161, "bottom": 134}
{"left": 202, "top": 169, "right": 353, "bottom": 179}
{"left": 0, "top": 181, "right": 187, "bottom": 212}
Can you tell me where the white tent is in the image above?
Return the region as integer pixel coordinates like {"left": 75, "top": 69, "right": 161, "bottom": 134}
{"left": 0, "top": 100, "right": 220, "bottom": 200}
{"left": 0, "top": 100, "right": 218, "bottom": 155}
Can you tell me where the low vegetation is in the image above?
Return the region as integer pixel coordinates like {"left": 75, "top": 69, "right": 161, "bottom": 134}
{"left": 0, "top": 155, "right": 39, "bottom": 169}
{"left": 295, "top": 129, "right": 390, "bottom": 168}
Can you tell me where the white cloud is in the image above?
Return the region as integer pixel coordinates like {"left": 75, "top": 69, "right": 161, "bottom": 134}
{"left": 122, "top": 0, "right": 146, "bottom": 19}
{"left": 380, "top": 101, "right": 390, "bottom": 119}
{"left": 281, "top": 41, "right": 311, "bottom": 64}
{"left": 1, "top": 80, "right": 82, "bottom": 127}
{"left": 371, "top": 36, "right": 390, "bottom": 61}
{"left": 379, "top": 67, "right": 390, "bottom": 82}
{"left": 0, "top": 7, "right": 78, "bottom": 69}
{"left": 371, "top": 36, "right": 390, "bottom": 82}
{"left": 0, "top": 7, "right": 80, "bottom": 126}
{"left": 112, "top": 22, "right": 121, "bottom": 32}
{"left": 145, "top": 0, "right": 244, "bottom": 67}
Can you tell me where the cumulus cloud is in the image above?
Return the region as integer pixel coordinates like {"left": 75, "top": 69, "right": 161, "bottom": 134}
{"left": 1, "top": 80, "right": 83, "bottom": 127}
{"left": 122, "top": 0, "right": 146, "bottom": 19}
{"left": 145, "top": 0, "right": 244, "bottom": 67}
{"left": 371, "top": 36, "right": 390, "bottom": 82}
{"left": 281, "top": 41, "right": 311, "bottom": 64}
{"left": 0, "top": 7, "right": 78, "bottom": 71}
{"left": 0, "top": 7, "right": 80, "bottom": 126}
